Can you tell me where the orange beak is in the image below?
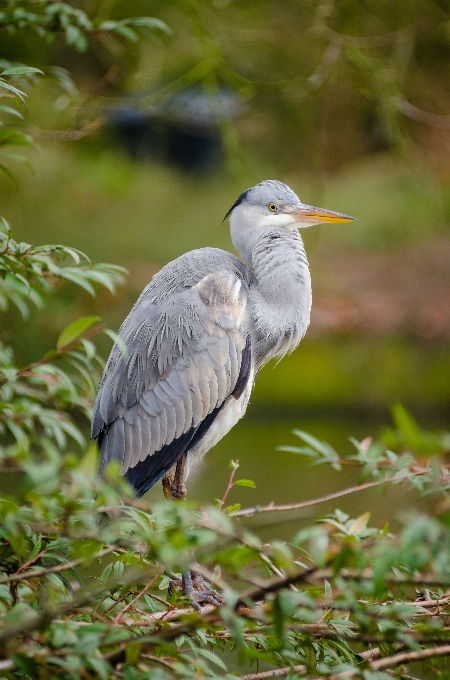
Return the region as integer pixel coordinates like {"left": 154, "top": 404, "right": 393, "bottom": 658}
{"left": 290, "top": 204, "right": 356, "bottom": 225}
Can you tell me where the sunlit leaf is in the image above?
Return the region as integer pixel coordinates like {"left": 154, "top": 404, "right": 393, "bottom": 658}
{"left": 234, "top": 478, "right": 256, "bottom": 488}
{"left": 0, "top": 104, "right": 23, "bottom": 118}
{"left": 56, "top": 316, "right": 100, "bottom": 350}
{"left": 349, "top": 512, "right": 371, "bottom": 536}
{"left": 0, "top": 66, "right": 44, "bottom": 76}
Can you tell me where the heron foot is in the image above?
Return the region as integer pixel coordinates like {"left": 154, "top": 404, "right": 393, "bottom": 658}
{"left": 168, "top": 569, "right": 224, "bottom": 611}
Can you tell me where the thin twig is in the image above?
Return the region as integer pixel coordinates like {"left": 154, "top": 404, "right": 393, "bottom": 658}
{"left": 218, "top": 461, "right": 239, "bottom": 510}
{"left": 147, "top": 593, "right": 171, "bottom": 608}
{"left": 0, "top": 545, "right": 117, "bottom": 585}
{"left": 240, "top": 664, "right": 306, "bottom": 680}
{"left": 15, "top": 549, "right": 48, "bottom": 574}
{"left": 114, "top": 571, "right": 162, "bottom": 624}
{"left": 140, "top": 653, "right": 175, "bottom": 670}
{"left": 230, "top": 472, "right": 426, "bottom": 518}
{"left": 29, "top": 117, "right": 105, "bottom": 141}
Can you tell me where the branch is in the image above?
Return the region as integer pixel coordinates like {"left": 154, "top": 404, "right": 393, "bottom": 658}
{"left": 0, "top": 563, "right": 159, "bottom": 643}
{"left": 29, "top": 117, "right": 105, "bottom": 141}
{"left": 229, "top": 473, "right": 423, "bottom": 518}
{"left": 394, "top": 96, "right": 450, "bottom": 129}
{"left": 240, "top": 665, "right": 306, "bottom": 680}
{"left": 113, "top": 571, "right": 162, "bottom": 623}
{"left": 0, "top": 545, "right": 117, "bottom": 585}
{"left": 371, "top": 644, "right": 450, "bottom": 671}
{"left": 218, "top": 461, "right": 239, "bottom": 511}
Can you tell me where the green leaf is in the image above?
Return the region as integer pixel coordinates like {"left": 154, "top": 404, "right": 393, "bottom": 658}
{"left": 57, "top": 268, "right": 95, "bottom": 294}
{"left": 0, "top": 66, "right": 44, "bottom": 76}
{"left": 127, "top": 17, "right": 172, "bottom": 35}
{"left": 0, "top": 105, "right": 23, "bottom": 118}
{"left": 195, "top": 647, "right": 228, "bottom": 671}
{"left": 0, "top": 163, "right": 18, "bottom": 187}
{"left": 56, "top": 316, "right": 100, "bottom": 350}
{"left": 0, "top": 80, "right": 27, "bottom": 103}
{"left": 225, "top": 503, "right": 241, "bottom": 514}
{"left": 0, "top": 129, "right": 33, "bottom": 146}
{"left": 159, "top": 575, "right": 171, "bottom": 591}
{"left": 0, "top": 150, "right": 34, "bottom": 173}
{"left": 100, "top": 562, "right": 114, "bottom": 582}
{"left": 234, "top": 479, "right": 256, "bottom": 488}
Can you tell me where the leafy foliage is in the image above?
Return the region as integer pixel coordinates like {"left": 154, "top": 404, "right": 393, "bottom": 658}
{"left": 0, "top": 222, "right": 126, "bottom": 452}
{"left": 0, "top": 1, "right": 170, "bottom": 52}
{"left": 0, "top": 0, "right": 170, "bottom": 184}
{"left": 1, "top": 383, "right": 450, "bottom": 679}
{"left": 1, "top": 229, "right": 450, "bottom": 679}
{"left": 1, "top": 2, "right": 450, "bottom": 679}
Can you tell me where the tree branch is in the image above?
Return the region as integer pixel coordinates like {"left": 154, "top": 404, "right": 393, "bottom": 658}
{"left": 0, "top": 545, "right": 117, "bottom": 585}
{"left": 229, "top": 474, "right": 420, "bottom": 518}
{"left": 371, "top": 644, "right": 450, "bottom": 671}
{"left": 240, "top": 664, "right": 306, "bottom": 680}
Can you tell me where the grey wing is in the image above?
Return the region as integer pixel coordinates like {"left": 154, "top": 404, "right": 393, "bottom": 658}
{"left": 92, "top": 268, "right": 251, "bottom": 498}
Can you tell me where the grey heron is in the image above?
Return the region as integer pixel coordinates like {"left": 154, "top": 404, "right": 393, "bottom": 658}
{"left": 92, "top": 180, "right": 354, "bottom": 602}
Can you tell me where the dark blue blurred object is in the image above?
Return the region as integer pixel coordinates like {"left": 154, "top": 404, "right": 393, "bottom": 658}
{"left": 105, "top": 87, "right": 243, "bottom": 173}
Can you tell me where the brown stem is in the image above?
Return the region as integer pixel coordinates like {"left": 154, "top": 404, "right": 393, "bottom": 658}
{"left": 140, "top": 653, "right": 175, "bottom": 670}
{"left": 218, "top": 461, "right": 239, "bottom": 510}
{"left": 15, "top": 549, "right": 48, "bottom": 574}
{"left": 371, "top": 644, "right": 450, "bottom": 671}
{"left": 240, "top": 665, "right": 306, "bottom": 680}
{"left": 0, "top": 545, "right": 117, "bottom": 585}
{"left": 230, "top": 472, "right": 426, "bottom": 518}
{"left": 113, "top": 571, "right": 162, "bottom": 624}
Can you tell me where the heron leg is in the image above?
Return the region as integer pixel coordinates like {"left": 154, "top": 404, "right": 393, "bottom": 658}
{"left": 162, "top": 452, "right": 187, "bottom": 500}
{"left": 163, "top": 455, "right": 224, "bottom": 608}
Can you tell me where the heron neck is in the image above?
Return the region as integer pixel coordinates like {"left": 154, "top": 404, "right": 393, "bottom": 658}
{"left": 248, "top": 228, "right": 312, "bottom": 367}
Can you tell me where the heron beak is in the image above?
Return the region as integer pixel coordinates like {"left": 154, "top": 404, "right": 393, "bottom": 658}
{"left": 291, "top": 204, "right": 356, "bottom": 225}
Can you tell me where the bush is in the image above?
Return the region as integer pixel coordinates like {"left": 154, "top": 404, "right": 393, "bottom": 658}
{"left": 2, "top": 227, "right": 450, "bottom": 678}
{"left": 2, "top": 5, "right": 450, "bottom": 678}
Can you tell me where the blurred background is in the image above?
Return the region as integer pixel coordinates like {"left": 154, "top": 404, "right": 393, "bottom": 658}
{"left": 1, "top": 0, "right": 450, "bottom": 531}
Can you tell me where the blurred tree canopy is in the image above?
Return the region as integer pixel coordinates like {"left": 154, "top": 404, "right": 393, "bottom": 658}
{"left": 1, "top": 0, "right": 450, "bottom": 176}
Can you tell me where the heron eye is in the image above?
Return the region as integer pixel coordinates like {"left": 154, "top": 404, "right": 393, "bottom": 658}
{"left": 268, "top": 203, "right": 278, "bottom": 212}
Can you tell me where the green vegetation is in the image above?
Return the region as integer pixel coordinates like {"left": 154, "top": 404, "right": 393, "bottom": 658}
{"left": 1, "top": 1, "right": 450, "bottom": 677}
{"left": 2, "top": 245, "right": 450, "bottom": 677}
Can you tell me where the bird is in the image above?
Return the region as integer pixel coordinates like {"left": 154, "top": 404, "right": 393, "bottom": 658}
{"left": 91, "top": 180, "right": 354, "bottom": 603}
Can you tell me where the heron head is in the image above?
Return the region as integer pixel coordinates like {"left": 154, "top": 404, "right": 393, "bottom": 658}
{"left": 225, "top": 179, "right": 355, "bottom": 230}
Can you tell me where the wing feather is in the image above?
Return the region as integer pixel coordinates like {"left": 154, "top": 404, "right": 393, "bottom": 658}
{"left": 165, "top": 405, "right": 177, "bottom": 445}
{"left": 113, "top": 418, "right": 125, "bottom": 464}
{"left": 93, "top": 261, "right": 253, "bottom": 496}
{"left": 123, "top": 422, "right": 133, "bottom": 471}
{"left": 139, "top": 415, "right": 151, "bottom": 461}
{"left": 216, "top": 364, "right": 228, "bottom": 403}
{"left": 173, "top": 397, "right": 186, "bottom": 438}
{"left": 182, "top": 392, "right": 193, "bottom": 431}
{"left": 158, "top": 408, "right": 168, "bottom": 449}
{"left": 141, "top": 391, "right": 161, "bottom": 417}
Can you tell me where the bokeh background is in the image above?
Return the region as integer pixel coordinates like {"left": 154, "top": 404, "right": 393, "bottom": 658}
{"left": 1, "top": 0, "right": 450, "bottom": 533}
